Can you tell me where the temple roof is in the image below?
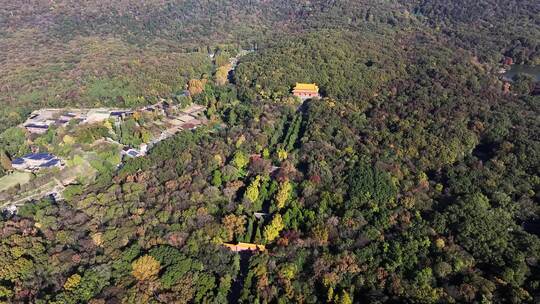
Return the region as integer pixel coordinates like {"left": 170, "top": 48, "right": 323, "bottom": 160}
{"left": 293, "top": 83, "right": 319, "bottom": 92}
{"left": 223, "top": 242, "right": 266, "bottom": 252}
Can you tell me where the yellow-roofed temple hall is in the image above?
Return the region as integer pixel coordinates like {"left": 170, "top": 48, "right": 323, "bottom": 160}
{"left": 292, "top": 83, "right": 320, "bottom": 100}
{"left": 223, "top": 242, "right": 266, "bottom": 252}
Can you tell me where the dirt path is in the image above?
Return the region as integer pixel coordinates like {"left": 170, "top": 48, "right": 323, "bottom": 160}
{"left": 1, "top": 181, "right": 60, "bottom": 208}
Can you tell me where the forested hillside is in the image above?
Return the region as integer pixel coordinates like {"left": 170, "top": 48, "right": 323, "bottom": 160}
{"left": 402, "top": 0, "right": 540, "bottom": 64}
{"left": 0, "top": 0, "right": 417, "bottom": 135}
{"left": 0, "top": 0, "right": 539, "bottom": 303}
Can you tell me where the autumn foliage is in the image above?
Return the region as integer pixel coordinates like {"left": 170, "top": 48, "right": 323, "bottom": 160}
{"left": 188, "top": 79, "right": 207, "bottom": 96}
{"left": 132, "top": 255, "right": 161, "bottom": 281}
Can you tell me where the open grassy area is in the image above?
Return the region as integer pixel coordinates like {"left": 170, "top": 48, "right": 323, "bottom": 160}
{"left": 0, "top": 171, "right": 32, "bottom": 192}
{"left": 0, "top": 157, "right": 99, "bottom": 205}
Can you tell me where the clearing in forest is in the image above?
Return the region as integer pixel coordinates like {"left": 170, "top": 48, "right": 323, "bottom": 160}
{"left": 0, "top": 171, "right": 32, "bottom": 192}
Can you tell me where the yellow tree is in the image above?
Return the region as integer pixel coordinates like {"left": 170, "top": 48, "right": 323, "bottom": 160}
{"left": 215, "top": 64, "right": 231, "bottom": 86}
{"left": 264, "top": 214, "right": 284, "bottom": 242}
{"left": 222, "top": 214, "right": 246, "bottom": 241}
{"left": 275, "top": 180, "right": 292, "bottom": 210}
{"left": 188, "top": 79, "right": 206, "bottom": 96}
{"left": 277, "top": 147, "right": 288, "bottom": 161}
{"left": 132, "top": 111, "right": 142, "bottom": 121}
{"left": 0, "top": 151, "right": 12, "bottom": 172}
{"left": 312, "top": 224, "right": 329, "bottom": 246}
{"left": 103, "top": 119, "right": 113, "bottom": 131}
{"left": 337, "top": 290, "right": 353, "bottom": 304}
{"left": 132, "top": 255, "right": 160, "bottom": 281}
{"left": 64, "top": 274, "right": 81, "bottom": 291}
{"left": 244, "top": 175, "right": 261, "bottom": 202}
{"left": 62, "top": 134, "right": 75, "bottom": 145}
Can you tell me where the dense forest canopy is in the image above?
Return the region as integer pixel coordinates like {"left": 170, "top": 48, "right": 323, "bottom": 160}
{"left": 0, "top": 0, "right": 539, "bottom": 303}
{"left": 406, "top": 0, "right": 540, "bottom": 64}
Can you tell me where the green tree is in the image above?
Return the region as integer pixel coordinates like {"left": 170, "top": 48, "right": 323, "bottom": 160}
{"left": 347, "top": 162, "right": 397, "bottom": 208}
{"left": 434, "top": 192, "right": 514, "bottom": 267}
{"left": 512, "top": 73, "right": 534, "bottom": 94}
{"left": 232, "top": 150, "right": 249, "bottom": 170}
{"left": 212, "top": 170, "right": 223, "bottom": 187}
{"left": 0, "top": 127, "right": 29, "bottom": 157}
